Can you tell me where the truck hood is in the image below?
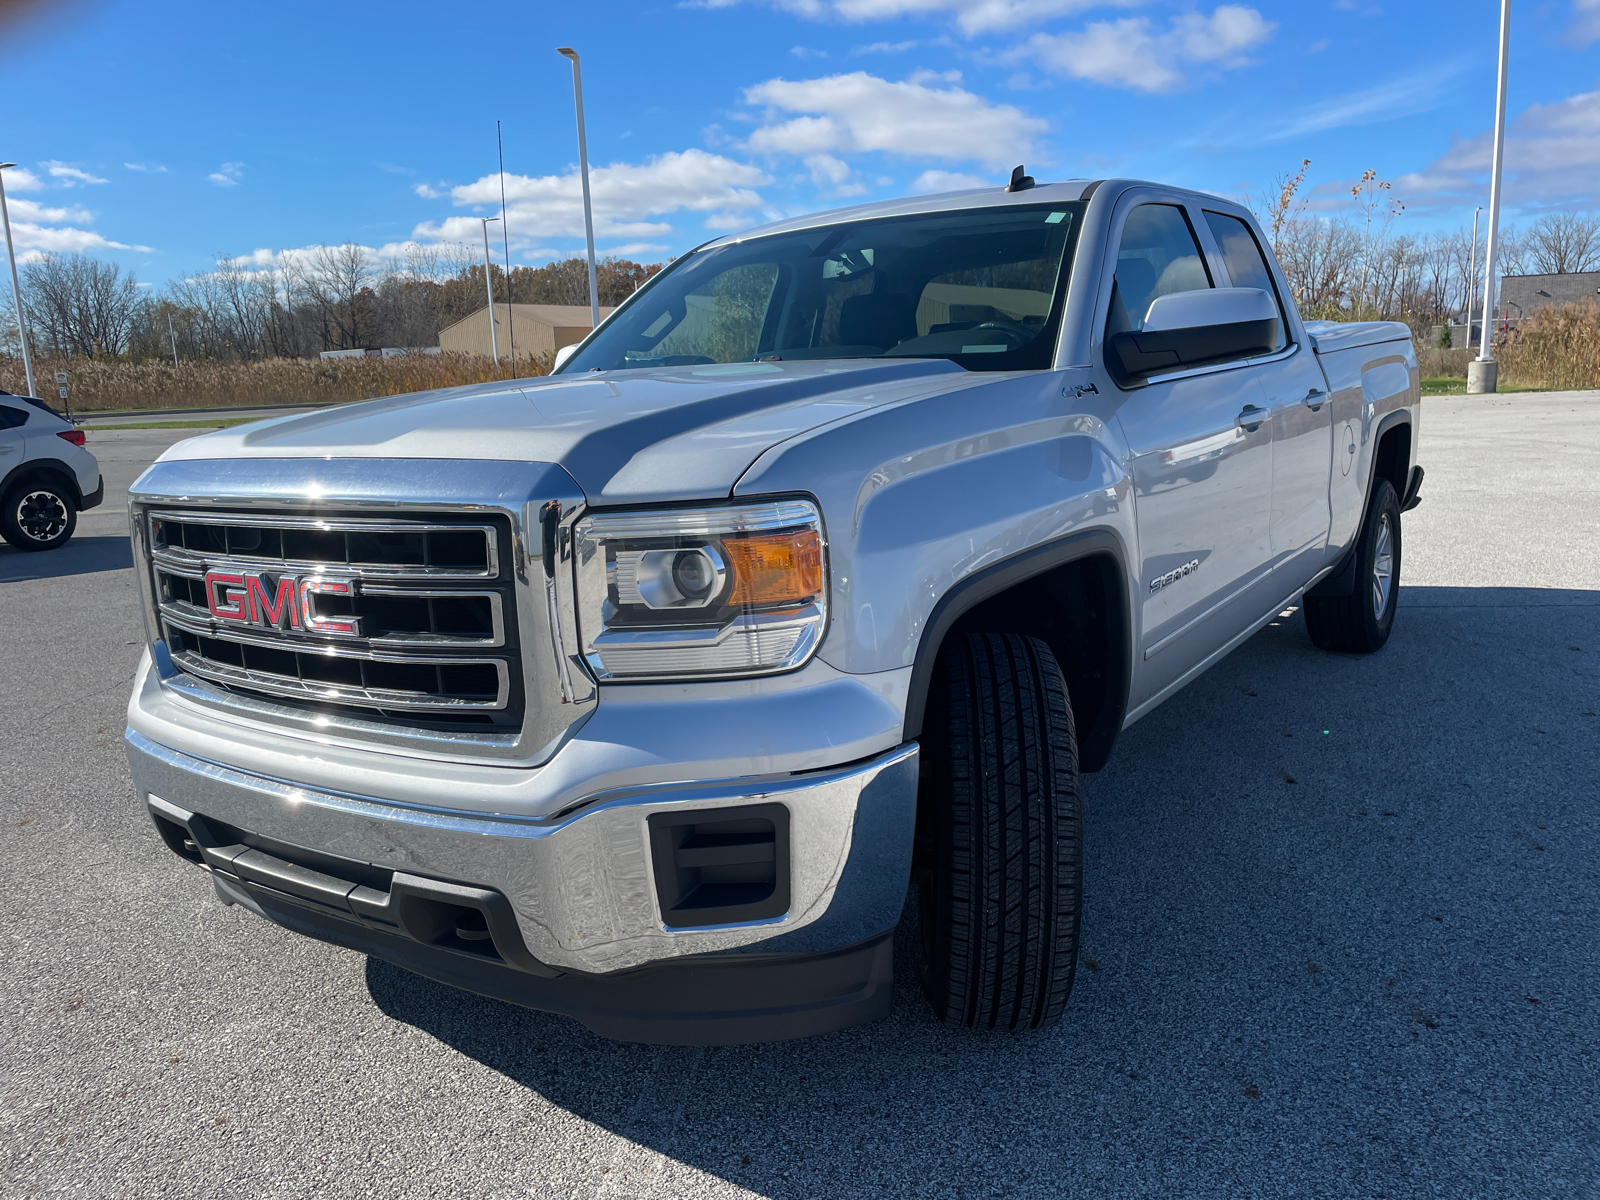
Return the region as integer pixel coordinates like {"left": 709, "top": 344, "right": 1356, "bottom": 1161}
{"left": 158, "top": 359, "right": 967, "bottom": 505}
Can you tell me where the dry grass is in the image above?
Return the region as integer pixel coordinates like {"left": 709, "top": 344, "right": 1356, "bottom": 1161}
{"left": 1415, "top": 346, "right": 1475, "bottom": 380}
{"left": 1496, "top": 304, "right": 1600, "bottom": 392}
{"left": 0, "top": 352, "right": 550, "bottom": 413}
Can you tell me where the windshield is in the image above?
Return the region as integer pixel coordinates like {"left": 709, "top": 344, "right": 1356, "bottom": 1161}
{"left": 561, "top": 201, "right": 1085, "bottom": 375}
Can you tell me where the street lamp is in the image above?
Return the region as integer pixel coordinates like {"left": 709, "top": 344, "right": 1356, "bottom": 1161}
{"left": 480, "top": 216, "right": 501, "bottom": 367}
{"left": 0, "top": 163, "right": 38, "bottom": 399}
{"left": 1469, "top": 0, "right": 1512, "bottom": 395}
{"left": 557, "top": 47, "right": 601, "bottom": 329}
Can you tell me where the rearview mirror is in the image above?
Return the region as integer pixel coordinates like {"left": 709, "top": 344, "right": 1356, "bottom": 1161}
{"left": 1108, "top": 287, "right": 1280, "bottom": 383}
{"left": 552, "top": 343, "right": 578, "bottom": 372}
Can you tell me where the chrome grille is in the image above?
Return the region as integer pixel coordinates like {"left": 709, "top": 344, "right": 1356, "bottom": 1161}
{"left": 146, "top": 509, "right": 520, "bottom": 729}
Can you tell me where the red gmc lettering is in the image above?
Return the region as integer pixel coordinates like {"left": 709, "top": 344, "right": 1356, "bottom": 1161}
{"left": 247, "top": 575, "right": 300, "bottom": 629}
{"left": 298, "top": 577, "right": 359, "bottom": 636}
{"left": 204, "top": 571, "right": 247, "bottom": 620}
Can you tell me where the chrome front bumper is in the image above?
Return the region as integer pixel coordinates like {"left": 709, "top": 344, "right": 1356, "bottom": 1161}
{"left": 125, "top": 729, "right": 918, "bottom": 975}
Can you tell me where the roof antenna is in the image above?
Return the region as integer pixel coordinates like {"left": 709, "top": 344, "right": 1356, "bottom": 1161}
{"left": 1007, "top": 165, "right": 1035, "bottom": 192}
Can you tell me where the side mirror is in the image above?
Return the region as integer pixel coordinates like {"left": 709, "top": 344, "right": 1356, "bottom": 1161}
{"left": 1108, "top": 287, "right": 1280, "bottom": 383}
{"left": 552, "top": 343, "right": 578, "bottom": 372}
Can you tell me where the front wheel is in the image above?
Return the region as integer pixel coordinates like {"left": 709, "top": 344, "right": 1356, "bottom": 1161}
{"left": 914, "top": 632, "right": 1083, "bottom": 1030}
{"left": 0, "top": 480, "right": 78, "bottom": 552}
{"left": 1304, "top": 478, "right": 1401, "bottom": 653}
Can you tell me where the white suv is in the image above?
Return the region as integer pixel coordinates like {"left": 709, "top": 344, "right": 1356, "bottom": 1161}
{"left": 0, "top": 392, "right": 103, "bottom": 552}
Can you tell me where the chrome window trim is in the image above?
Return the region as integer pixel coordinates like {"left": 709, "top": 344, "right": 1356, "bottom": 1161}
{"left": 129, "top": 458, "right": 596, "bottom": 765}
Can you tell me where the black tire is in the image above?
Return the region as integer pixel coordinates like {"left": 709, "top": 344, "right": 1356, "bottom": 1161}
{"left": 1304, "top": 478, "right": 1400, "bottom": 653}
{"left": 0, "top": 479, "right": 78, "bottom": 552}
{"left": 914, "top": 632, "right": 1083, "bottom": 1031}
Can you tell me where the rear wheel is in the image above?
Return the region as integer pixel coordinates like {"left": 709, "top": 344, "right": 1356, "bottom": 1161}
{"left": 1304, "top": 478, "right": 1401, "bottom": 653}
{"left": 914, "top": 632, "right": 1082, "bottom": 1030}
{"left": 0, "top": 479, "right": 77, "bottom": 552}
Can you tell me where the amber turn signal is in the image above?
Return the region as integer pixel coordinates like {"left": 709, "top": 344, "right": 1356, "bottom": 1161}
{"left": 725, "top": 530, "right": 823, "bottom": 606}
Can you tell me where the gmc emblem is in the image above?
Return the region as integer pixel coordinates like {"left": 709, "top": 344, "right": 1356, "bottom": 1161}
{"left": 203, "top": 570, "right": 362, "bottom": 636}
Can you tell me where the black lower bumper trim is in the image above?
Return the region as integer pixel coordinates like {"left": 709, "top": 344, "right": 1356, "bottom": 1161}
{"left": 222, "top": 874, "right": 893, "bottom": 1045}
{"left": 80, "top": 475, "right": 104, "bottom": 511}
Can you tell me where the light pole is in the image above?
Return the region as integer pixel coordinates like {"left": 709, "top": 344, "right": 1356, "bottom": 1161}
{"left": 1469, "top": 0, "right": 1512, "bottom": 394}
{"left": 167, "top": 312, "right": 180, "bottom": 369}
{"left": 557, "top": 47, "right": 601, "bottom": 330}
{"left": 0, "top": 163, "right": 37, "bottom": 398}
{"left": 480, "top": 216, "right": 501, "bottom": 367}
{"left": 1465, "top": 205, "right": 1481, "bottom": 347}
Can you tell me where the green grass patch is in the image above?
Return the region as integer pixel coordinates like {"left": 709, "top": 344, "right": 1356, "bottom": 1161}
{"left": 1421, "top": 376, "right": 1467, "bottom": 396}
{"left": 87, "top": 418, "right": 260, "bottom": 430}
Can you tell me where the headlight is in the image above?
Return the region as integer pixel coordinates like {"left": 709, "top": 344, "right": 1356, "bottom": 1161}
{"left": 573, "top": 499, "right": 827, "bottom": 681}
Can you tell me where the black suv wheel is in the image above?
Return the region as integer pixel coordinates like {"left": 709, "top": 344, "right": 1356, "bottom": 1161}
{"left": 914, "top": 632, "right": 1083, "bottom": 1030}
{"left": 0, "top": 478, "right": 78, "bottom": 552}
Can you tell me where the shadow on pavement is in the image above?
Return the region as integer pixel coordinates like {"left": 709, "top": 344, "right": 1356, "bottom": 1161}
{"left": 365, "top": 585, "right": 1600, "bottom": 1198}
{"left": 0, "top": 535, "right": 132, "bottom": 582}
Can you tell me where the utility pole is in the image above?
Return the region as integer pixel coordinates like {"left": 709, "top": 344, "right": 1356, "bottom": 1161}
{"left": 1469, "top": 0, "right": 1511, "bottom": 394}
{"left": 480, "top": 217, "right": 501, "bottom": 367}
{"left": 558, "top": 47, "right": 601, "bottom": 329}
{"left": 497, "top": 120, "right": 516, "bottom": 377}
{"left": 0, "top": 163, "right": 37, "bottom": 398}
{"left": 167, "top": 312, "right": 180, "bottom": 369}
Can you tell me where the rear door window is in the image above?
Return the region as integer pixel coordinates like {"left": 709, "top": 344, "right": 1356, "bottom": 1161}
{"left": 1108, "top": 204, "right": 1212, "bottom": 336}
{"left": 0, "top": 405, "right": 30, "bottom": 429}
{"left": 1203, "top": 210, "right": 1287, "bottom": 352}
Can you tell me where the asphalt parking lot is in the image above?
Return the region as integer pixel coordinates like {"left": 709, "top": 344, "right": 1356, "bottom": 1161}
{"left": 2, "top": 393, "right": 1597, "bottom": 1199}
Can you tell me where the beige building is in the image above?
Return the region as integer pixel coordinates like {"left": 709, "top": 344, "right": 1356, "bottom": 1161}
{"left": 437, "top": 303, "right": 616, "bottom": 362}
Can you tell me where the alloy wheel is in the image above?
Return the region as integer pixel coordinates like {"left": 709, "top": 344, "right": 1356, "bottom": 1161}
{"left": 17, "top": 490, "right": 69, "bottom": 543}
{"left": 1371, "top": 513, "right": 1393, "bottom": 619}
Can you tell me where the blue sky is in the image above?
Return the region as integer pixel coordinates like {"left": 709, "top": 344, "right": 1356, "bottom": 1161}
{"left": 4, "top": 0, "right": 1597, "bottom": 285}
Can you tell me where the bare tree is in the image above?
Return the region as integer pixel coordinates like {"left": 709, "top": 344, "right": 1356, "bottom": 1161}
{"left": 304, "top": 244, "right": 375, "bottom": 350}
{"left": 1524, "top": 212, "right": 1600, "bottom": 274}
{"left": 20, "top": 253, "right": 143, "bottom": 357}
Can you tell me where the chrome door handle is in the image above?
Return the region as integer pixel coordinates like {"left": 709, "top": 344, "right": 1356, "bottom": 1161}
{"left": 1303, "top": 389, "right": 1328, "bottom": 411}
{"left": 1236, "top": 406, "right": 1269, "bottom": 431}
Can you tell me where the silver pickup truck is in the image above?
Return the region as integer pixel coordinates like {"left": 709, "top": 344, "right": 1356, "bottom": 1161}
{"left": 124, "top": 176, "right": 1422, "bottom": 1045}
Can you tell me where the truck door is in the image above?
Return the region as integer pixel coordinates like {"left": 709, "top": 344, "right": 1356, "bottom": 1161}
{"left": 1107, "top": 202, "right": 1276, "bottom": 710}
{"left": 1201, "top": 210, "right": 1333, "bottom": 574}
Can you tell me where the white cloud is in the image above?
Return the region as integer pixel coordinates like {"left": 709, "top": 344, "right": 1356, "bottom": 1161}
{"left": 803, "top": 152, "right": 869, "bottom": 194}
{"left": 743, "top": 71, "right": 1048, "bottom": 168}
{"left": 6, "top": 222, "right": 146, "bottom": 256}
{"left": 413, "top": 182, "right": 445, "bottom": 200}
{"left": 1256, "top": 63, "right": 1465, "bottom": 142}
{"left": 791, "top": 45, "right": 830, "bottom": 58}
{"left": 850, "top": 39, "right": 918, "bottom": 54}
{"left": 2, "top": 167, "right": 44, "bottom": 191}
{"left": 6, "top": 198, "right": 95, "bottom": 224}
{"left": 412, "top": 149, "right": 771, "bottom": 246}
{"left": 1016, "top": 5, "right": 1274, "bottom": 93}
{"left": 124, "top": 162, "right": 167, "bottom": 173}
{"left": 703, "top": 211, "right": 765, "bottom": 231}
{"left": 43, "top": 161, "right": 108, "bottom": 186}
{"left": 1394, "top": 86, "right": 1600, "bottom": 210}
{"left": 1569, "top": 0, "right": 1600, "bottom": 45}
{"left": 209, "top": 162, "right": 245, "bottom": 187}
{"left": 911, "top": 169, "right": 991, "bottom": 193}
{"left": 713, "top": 0, "right": 1126, "bottom": 36}
{"left": 603, "top": 242, "right": 673, "bottom": 256}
